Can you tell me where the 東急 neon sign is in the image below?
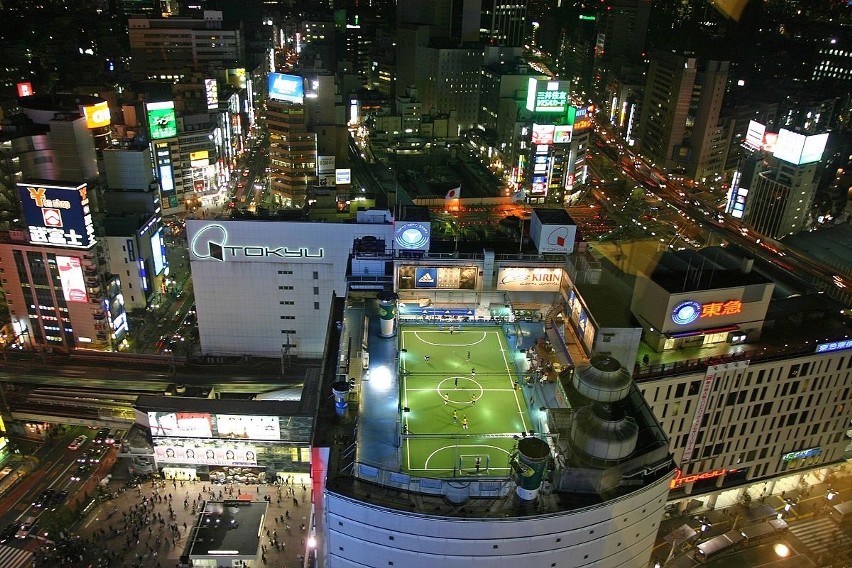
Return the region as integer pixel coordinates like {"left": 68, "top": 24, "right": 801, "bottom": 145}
{"left": 671, "top": 300, "right": 743, "bottom": 325}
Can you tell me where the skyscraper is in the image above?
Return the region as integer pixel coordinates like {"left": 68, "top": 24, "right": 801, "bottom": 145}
{"left": 636, "top": 50, "right": 729, "bottom": 182}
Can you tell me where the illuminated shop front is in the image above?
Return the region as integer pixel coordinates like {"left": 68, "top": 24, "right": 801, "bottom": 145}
{"left": 136, "top": 396, "right": 313, "bottom": 482}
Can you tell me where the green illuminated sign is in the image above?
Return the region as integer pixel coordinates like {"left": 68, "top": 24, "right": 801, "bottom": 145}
{"left": 579, "top": 15, "right": 596, "bottom": 21}
{"left": 525, "top": 78, "right": 570, "bottom": 114}
{"left": 147, "top": 101, "right": 178, "bottom": 140}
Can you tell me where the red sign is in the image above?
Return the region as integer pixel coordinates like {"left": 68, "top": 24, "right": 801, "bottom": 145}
{"left": 17, "top": 82, "right": 34, "bottom": 97}
{"left": 670, "top": 468, "right": 727, "bottom": 489}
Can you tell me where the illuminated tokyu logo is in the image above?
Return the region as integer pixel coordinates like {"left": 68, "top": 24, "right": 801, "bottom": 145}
{"left": 672, "top": 300, "right": 743, "bottom": 325}
{"left": 190, "top": 223, "right": 323, "bottom": 261}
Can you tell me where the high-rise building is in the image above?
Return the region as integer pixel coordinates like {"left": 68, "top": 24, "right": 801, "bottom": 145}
{"left": 422, "top": 41, "right": 483, "bottom": 131}
{"left": 726, "top": 122, "right": 829, "bottom": 238}
{"left": 0, "top": 93, "right": 129, "bottom": 352}
{"left": 591, "top": 0, "right": 651, "bottom": 101}
{"left": 636, "top": 51, "right": 729, "bottom": 182}
{"left": 128, "top": 11, "right": 244, "bottom": 80}
{"left": 481, "top": 0, "right": 529, "bottom": 48}
{"left": 266, "top": 75, "right": 318, "bottom": 208}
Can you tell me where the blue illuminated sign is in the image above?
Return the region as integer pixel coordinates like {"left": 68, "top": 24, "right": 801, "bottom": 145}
{"left": 394, "top": 222, "right": 430, "bottom": 250}
{"left": 268, "top": 73, "right": 304, "bottom": 103}
{"left": 414, "top": 267, "right": 438, "bottom": 288}
{"left": 672, "top": 301, "right": 702, "bottom": 325}
{"left": 815, "top": 339, "right": 852, "bottom": 354}
{"left": 781, "top": 447, "right": 821, "bottom": 461}
{"left": 17, "top": 182, "right": 96, "bottom": 249}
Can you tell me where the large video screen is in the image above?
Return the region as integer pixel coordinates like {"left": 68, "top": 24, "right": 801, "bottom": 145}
{"left": 149, "top": 412, "right": 213, "bottom": 438}
{"left": 151, "top": 230, "right": 165, "bottom": 275}
{"left": 56, "top": 256, "right": 89, "bottom": 303}
{"left": 216, "top": 415, "right": 280, "bottom": 441}
{"left": 268, "top": 73, "right": 304, "bottom": 104}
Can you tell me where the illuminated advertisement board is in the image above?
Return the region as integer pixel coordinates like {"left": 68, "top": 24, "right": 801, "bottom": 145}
{"left": 744, "top": 120, "right": 765, "bottom": 149}
{"left": 525, "top": 78, "right": 570, "bottom": 113}
{"left": 216, "top": 415, "right": 280, "bottom": 441}
{"left": 226, "top": 68, "right": 247, "bottom": 90}
{"left": 781, "top": 447, "right": 821, "bottom": 461}
{"left": 204, "top": 78, "right": 218, "bottom": 110}
{"left": 671, "top": 300, "right": 743, "bottom": 325}
{"left": 531, "top": 124, "right": 555, "bottom": 145}
{"left": 553, "top": 124, "right": 573, "bottom": 144}
{"left": 149, "top": 412, "right": 213, "bottom": 438}
{"left": 567, "top": 106, "right": 592, "bottom": 131}
{"left": 190, "top": 150, "right": 209, "bottom": 168}
{"left": 772, "top": 129, "right": 827, "bottom": 165}
{"left": 16, "top": 82, "right": 34, "bottom": 97}
{"left": 154, "top": 445, "right": 257, "bottom": 467}
{"left": 56, "top": 255, "right": 89, "bottom": 303}
{"left": 146, "top": 101, "right": 178, "bottom": 140}
{"left": 189, "top": 222, "right": 325, "bottom": 262}
{"left": 394, "top": 222, "right": 430, "bottom": 251}
{"left": 397, "top": 266, "right": 477, "bottom": 290}
{"left": 151, "top": 229, "right": 165, "bottom": 276}
{"left": 497, "top": 267, "right": 563, "bottom": 291}
{"left": 268, "top": 73, "right": 304, "bottom": 104}
{"left": 335, "top": 169, "right": 351, "bottom": 184}
{"left": 83, "top": 101, "right": 111, "bottom": 128}
{"left": 800, "top": 133, "right": 829, "bottom": 164}
{"left": 18, "top": 182, "right": 96, "bottom": 249}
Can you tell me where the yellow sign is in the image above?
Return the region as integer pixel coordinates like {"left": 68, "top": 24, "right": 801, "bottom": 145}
{"left": 83, "top": 101, "right": 111, "bottom": 128}
{"left": 190, "top": 150, "right": 209, "bottom": 168}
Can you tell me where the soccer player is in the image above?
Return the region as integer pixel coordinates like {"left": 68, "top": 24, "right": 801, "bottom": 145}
{"left": 424, "top": 354, "right": 430, "bottom": 362}
{"left": 443, "top": 393, "right": 450, "bottom": 405}
{"left": 470, "top": 394, "right": 477, "bottom": 406}
{"left": 454, "top": 377, "right": 459, "bottom": 388}
{"left": 470, "top": 367, "right": 476, "bottom": 379}
{"left": 462, "top": 416, "right": 469, "bottom": 429}
{"left": 452, "top": 410, "right": 458, "bottom": 424}
{"left": 466, "top": 351, "right": 471, "bottom": 362}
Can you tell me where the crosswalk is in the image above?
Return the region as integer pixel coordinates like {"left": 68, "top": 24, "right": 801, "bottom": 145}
{"left": 0, "top": 543, "right": 32, "bottom": 568}
{"left": 788, "top": 516, "right": 852, "bottom": 559}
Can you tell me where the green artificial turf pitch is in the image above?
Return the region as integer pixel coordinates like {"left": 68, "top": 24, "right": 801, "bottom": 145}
{"left": 399, "top": 325, "right": 532, "bottom": 477}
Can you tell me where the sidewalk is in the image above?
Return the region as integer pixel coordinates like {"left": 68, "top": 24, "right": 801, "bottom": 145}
{"left": 73, "top": 475, "right": 313, "bottom": 568}
{"left": 653, "top": 463, "right": 852, "bottom": 566}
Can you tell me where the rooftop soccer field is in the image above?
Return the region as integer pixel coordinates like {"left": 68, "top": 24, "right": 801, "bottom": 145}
{"left": 399, "top": 325, "right": 531, "bottom": 478}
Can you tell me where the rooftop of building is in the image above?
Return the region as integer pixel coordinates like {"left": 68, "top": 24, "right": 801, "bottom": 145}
{"left": 16, "top": 92, "right": 105, "bottom": 112}
{"left": 648, "top": 248, "right": 773, "bottom": 293}
{"left": 534, "top": 208, "right": 576, "bottom": 226}
{"left": 781, "top": 224, "right": 852, "bottom": 276}
{"left": 186, "top": 500, "right": 266, "bottom": 558}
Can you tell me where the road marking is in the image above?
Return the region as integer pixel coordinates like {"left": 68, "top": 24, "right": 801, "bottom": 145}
{"left": 0, "top": 544, "right": 33, "bottom": 568}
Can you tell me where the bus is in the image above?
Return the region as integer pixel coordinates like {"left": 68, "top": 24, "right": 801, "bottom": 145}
{"left": 829, "top": 500, "right": 852, "bottom": 525}
{"left": 693, "top": 529, "right": 744, "bottom": 563}
{"left": 740, "top": 519, "right": 788, "bottom": 546}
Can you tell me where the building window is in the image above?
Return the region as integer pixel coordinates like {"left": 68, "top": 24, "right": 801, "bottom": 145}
{"left": 313, "top": 287, "right": 319, "bottom": 295}
{"left": 314, "top": 302, "right": 320, "bottom": 310}
{"left": 313, "top": 271, "right": 319, "bottom": 279}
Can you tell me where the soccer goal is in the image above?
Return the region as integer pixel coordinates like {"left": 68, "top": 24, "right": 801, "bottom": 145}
{"left": 458, "top": 454, "right": 490, "bottom": 475}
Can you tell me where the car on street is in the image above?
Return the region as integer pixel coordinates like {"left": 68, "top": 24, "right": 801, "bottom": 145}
{"left": 93, "top": 428, "right": 110, "bottom": 444}
{"left": 71, "top": 463, "right": 90, "bottom": 481}
{"left": 0, "top": 522, "right": 17, "bottom": 543}
{"left": 33, "top": 489, "right": 56, "bottom": 508}
{"left": 15, "top": 516, "right": 37, "bottom": 539}
{"left": 68, "top": 435, "right": 87, "bottom": 450}
{"left": 47, "top": 490, "right": 68, "bottom": 511}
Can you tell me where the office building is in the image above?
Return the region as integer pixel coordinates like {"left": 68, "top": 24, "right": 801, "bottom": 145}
{"left": 128, "top": 11, "right": 245, "bottom": 80}
{"left": 636, "top": 51, "right": 729, "bottom": 183}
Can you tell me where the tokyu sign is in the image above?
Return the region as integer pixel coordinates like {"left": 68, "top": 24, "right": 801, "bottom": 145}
{"left": 671, "top": 299, "right": 743, "bottom": 325}
{"left": 190, "top": 223, "right": 323, "bottom": 262}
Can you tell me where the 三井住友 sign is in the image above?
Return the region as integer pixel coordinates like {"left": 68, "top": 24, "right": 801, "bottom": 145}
{"left": 671, "top": 299, "right": 743, "bottom": 325}
{"left": 18, "top": 182, "right": 96, "bottom": 249}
